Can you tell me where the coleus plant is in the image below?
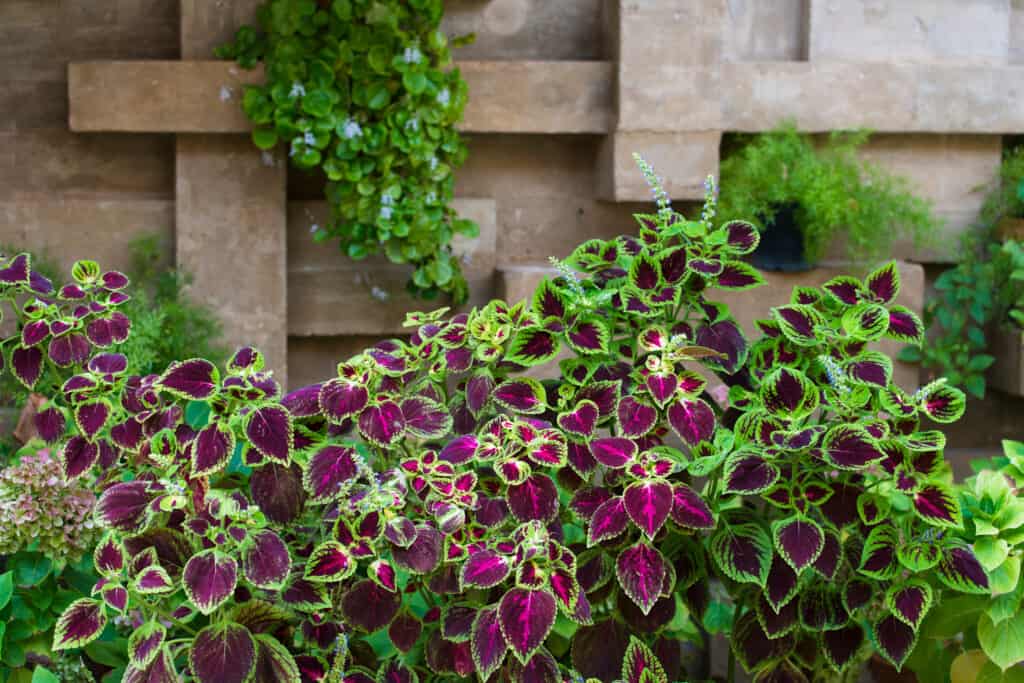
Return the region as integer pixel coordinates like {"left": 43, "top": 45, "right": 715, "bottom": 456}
{"left": 36, "top": 164, "right": 986, "bottom": 683}
{"left": 0, "top": 253, "right": 133, "bottom": 680}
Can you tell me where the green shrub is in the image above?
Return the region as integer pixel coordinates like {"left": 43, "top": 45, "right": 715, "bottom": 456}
{"left": 902, "top": 146, "right": 1024, "bottom": 397}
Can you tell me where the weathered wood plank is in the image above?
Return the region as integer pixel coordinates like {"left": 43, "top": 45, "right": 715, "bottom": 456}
{"left": 0, "top": 199, "right": 174, "bottom": 273}
{"left": 69, "top": 61, "right": 264, "bottom": 133}
{"left": 460, "top": 61, "right": 614, "bottom": 133}
{"left": 176, "top": 135, "right": 289, "bottom": 378}
{"left": 286, "top": 199, "right": 496, "bottom": 337}
{"left": 722, "top": 62, "right": 1024, "bottom": 133}
{"left": 69, "top": 60, "right": 615, "bottom": 134}
{"left": 596, "top": 131, "right": 720, "bottom": 201}
{"left": 71, "top": 57, "right": 1024, "bottom": 136}
{"left": 0, "top": 129, "right": 173, "bottom": 200}
{"left": 176, "top": 0, "right": 289, "bottom": 380}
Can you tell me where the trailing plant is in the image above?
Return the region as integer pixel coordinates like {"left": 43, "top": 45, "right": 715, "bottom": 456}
{"left": 24, "top": 161, "right": 999, "bottom": 683}
{"left": 219, "top": 0, "right": 478, "bottom": 302}
{"left": 718, "top": 125, "right": 938, "bottom": 264}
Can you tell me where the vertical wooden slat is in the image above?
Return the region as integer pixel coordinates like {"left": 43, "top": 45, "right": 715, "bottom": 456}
{"left": 176, "top": 0, "right": 289, "bottom": 382}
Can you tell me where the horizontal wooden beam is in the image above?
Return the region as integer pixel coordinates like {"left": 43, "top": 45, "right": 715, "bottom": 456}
{"left": 69, "top": 61, "right": 264, "bottom": 133}
{"left": 460, "top": 61, "right": 613, "bottom": 133}
{"left": 722, "top": 62, "right": 1024, "bottom": 134}
{"left": 69, "top": 60, "right": 615, "bottom": 135}
{"left": 69, "top": 59, "right": 1024, "bottom": 137}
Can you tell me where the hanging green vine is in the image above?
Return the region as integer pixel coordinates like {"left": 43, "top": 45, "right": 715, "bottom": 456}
{"left": 218, "top": 0, "right": 477, "bottom": 302}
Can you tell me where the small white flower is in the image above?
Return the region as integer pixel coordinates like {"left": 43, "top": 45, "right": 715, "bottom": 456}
{"left": 309, "top": 223, "right": 319, "bottom": 234}
{"left": 219, "top": 85, "right": 232, "bottom": 102}
{"left": 403, "top": 47, "right": 423, "bottom": 64}
{"left": 371, "top": 286, "right": 390, "bottom": 302}
{"left": 425, "top": 191, "right": 437, "bottom": 204}
{"left": 436, "top": 88, "right": 451, "bottom": 106}
{"left": 381, "top": 194, "right": 395, "bottom": 206}
{"left": 429, "top": 156, "right": 438, "bottom": 170}
{"left": 379, "top": 206, "right": 393, "bottom": 221}
{"left": 342, "top": 119, "right": 363, "bottom": 139}
{"left": 405, "top": 117, "right": 419, "bottom": 131}
{"left": 303, "top": 131, "right": 316, "bottom": 146}
{"left": 289, "top": 82, "right": 306, "bottom": 98}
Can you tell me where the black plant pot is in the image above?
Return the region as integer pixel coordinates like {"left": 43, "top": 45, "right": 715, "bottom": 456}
{"left": 750, "top": 202, "right": 813, "bottom": 272}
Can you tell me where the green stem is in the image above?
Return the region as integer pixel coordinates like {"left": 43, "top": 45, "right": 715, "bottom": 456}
{"left": 727, "top": 647, "right": 736, "bottom": 683}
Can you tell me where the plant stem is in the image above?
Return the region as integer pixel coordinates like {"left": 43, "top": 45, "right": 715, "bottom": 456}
{"left": 727, "top": 647, "right": 736, "bottom": 683}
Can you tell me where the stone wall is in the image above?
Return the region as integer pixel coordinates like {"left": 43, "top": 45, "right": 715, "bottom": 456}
{"left": 1, "top": 0, "right": 1022, "bottom": 448}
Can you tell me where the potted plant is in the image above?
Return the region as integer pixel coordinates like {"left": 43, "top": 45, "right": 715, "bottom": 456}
{"left": 988, "top": 239, "right": 1024, "bottom": 395}
{"left": 992, "top": 147, "right": 1024, "bottom": 242}
{"left": 901, "top": 146, "right": 1024, "bottom": 399}
{"left": 717, "top": 125, "right": 938, "bottom": 271}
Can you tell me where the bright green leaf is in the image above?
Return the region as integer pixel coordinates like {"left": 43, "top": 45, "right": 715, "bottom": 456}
{"left": 979, "top": 611, "right": 1024, "bottom": 670}
{"left": 31, "top": 668, "right": 60, "bottom": 683}
{"left": 0, "top": 571, "right": 12, "bottom": 610}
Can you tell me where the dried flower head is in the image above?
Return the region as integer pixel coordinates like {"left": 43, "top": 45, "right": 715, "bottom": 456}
{"left": 0, "top": 449, "right": 98, "bottom": 565}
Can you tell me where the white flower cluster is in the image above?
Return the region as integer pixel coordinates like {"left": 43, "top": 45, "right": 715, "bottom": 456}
{"left": 632, "top": 153, "right": 672, "bottom": 218}
{"left": 818, "top": 355, "right": 851, "bottom": 394}
{"left": 549, "top": 256, "right": 584, "bottom": 298}
{"left": 341, "top": 119, "right": 363, "bottom": 140}
{"left": 403, "top": 46, "right": 423, "bottom": 64}
{"left": 701, "top": 174, "right": 718, "bottom": 225}
{"left": 289, "top": 82, "right": 306, "bottom": 98}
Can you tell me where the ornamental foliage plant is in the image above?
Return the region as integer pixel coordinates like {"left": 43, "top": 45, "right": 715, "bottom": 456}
{"left": 6, "top": 166, "right": 995, "bottom": 683}
{"left": 0, "top": 257, "right": 136, "bottom": 682}
{"left": 218, "top": 0, "right": 478, "bottom": 302}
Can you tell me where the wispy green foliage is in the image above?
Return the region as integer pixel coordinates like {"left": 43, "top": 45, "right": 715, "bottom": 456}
{"left": 718, "top": 125, "right": 939, "bottom": 264}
